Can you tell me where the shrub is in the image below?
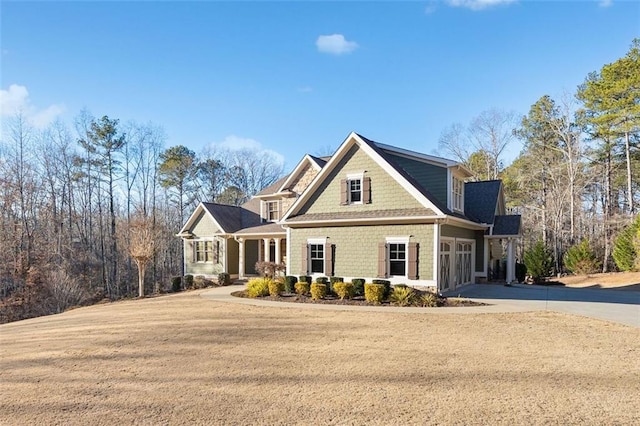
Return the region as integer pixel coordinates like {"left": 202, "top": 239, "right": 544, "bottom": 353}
{"left": 284, "top": 276, "right": 298, "bottom": 293}
{"left": 515, "top": 262, "right": 527, "bottom": 283}
{"left": 364, "top": 283, "right": 385, "bottom": 305}
{"left": 268, "top": 280, "right": 285, "bottom": 297}
{"left": 613, "top": 216, "right": 640, "bottom": 272}
{"left": 255, "top": 261, "right": 286, "bottom": 279}
{"left": 315, "top": 276, "right": 329, "bottom": 284}
{"left": 246, "top": 277, "right": 271, "bottom": 298}
{"left": 294, "top": 282, "right": 310, "bottom": 295}
{"left": 372, "top": 279, "right": 391, "bottom": 297}
{"left": 420, "top": 292, "right": 438, "bottom": 307}
{"left": 183, "top": 274, "right": 194, "bottom": 289}
{"left": 171, "top": 276, "right": 182, "bottom": 292}
{"left": 310, "top": 283, "right": 327, "bottom": 300}
{"left": 523, "top": 240, "right": 553, "bottom": 284}
{"left": 299, "top": 275, "right": 311, "bottom": 283}
{"left": 389, "top": 285, "right": 415, "bottom": 306}
{"left": 218, "top": 272, "right": 231, "bottom": 286}
{"left": 352, "top": 278, "right": 365, "bottom": 295}
{"left": 330, "top": 277, "right": 344, "bottom": 284}
{"left": 194, "top": 275, "right": 206, "bottom": 289}
{"left": 333, "top": 281, "right": 354, "bottom": 300}
{"left": 564, "top": 239, "right": 601, "bottom": 275}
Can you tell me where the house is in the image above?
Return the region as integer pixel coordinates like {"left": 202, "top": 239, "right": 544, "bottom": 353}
{"left": 178, "top": 132, "right": 521, "bottom": 293}
{"left": 176, "top": 154, "right": 327, "bottom": 278}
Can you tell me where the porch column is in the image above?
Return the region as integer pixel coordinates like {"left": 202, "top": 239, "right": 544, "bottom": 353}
{"left": 263, "top": 238, "right": 271, "bottom": 262}
{"left": 274, "top": 238, "right": 281, "bottom": 264}
{"left": 238, "top": 238, "right": 245, "bottom": 279}
{"left": 506, "top": 238, "right": 515, "bottom": 284}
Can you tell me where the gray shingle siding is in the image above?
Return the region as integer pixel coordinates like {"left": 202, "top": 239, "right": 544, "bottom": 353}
{"left": 384, "top": 153, "right": 448, "bottom": 206}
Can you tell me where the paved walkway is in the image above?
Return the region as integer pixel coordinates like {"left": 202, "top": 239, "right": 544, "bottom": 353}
{"left": 201, "top": 283, "right": 640, "bottom": 328}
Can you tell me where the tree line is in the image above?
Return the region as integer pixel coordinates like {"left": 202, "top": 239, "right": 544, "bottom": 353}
{"left": 440, "top": 39, "right": 639, "bottom": 275}
{"left": 0, "top": 111, "right": 283, "bottom": 322}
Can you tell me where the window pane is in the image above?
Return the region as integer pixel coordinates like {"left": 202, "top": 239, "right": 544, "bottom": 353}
{"left": 311, "top": 260, "right": 323, "bottom": 273}
{"left": 390, "top": 260, "right": 405, "bottom": 276}
{"left": 349, "top": 179, "right": 361, "bottom": 202}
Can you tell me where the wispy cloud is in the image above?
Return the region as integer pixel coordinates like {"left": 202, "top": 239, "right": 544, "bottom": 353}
{"left": 297, "top": 86, "right": 313, "bottom": 93}
{"left": 0, "top": 84, "right": 65, "bottom": 128}
{"left": 210, "top": 135, "right": 285, "bottom": 166}
{"left": 425, "top": 2, "right": 439, "bottom": 15}
{"left": 599, "top": 0, "right": 613, "bottom": 8}
{"left": 316, "top": 34, "right": 359, "bottom": 55}
{"left": 446, "top": 0, "right": 517, "bottom": 11}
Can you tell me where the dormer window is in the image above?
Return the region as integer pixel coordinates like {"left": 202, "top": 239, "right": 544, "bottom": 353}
{"left": 266, "top": 201, "right": 279, "bottom": 221}
{"left": 340, "top": 173, "right": 371, "bottom": 205}
{"left": 452, "top": 176, "right": 464, "bottom": 212}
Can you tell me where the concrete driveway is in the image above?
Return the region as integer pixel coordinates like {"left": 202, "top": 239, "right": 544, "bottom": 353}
{"left": 446, "top": 283, "right": 640, "bottom": 328}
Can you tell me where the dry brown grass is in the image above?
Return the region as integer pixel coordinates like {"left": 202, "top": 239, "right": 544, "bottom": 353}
{"left": 558, "top": 271, "right": 640, "bottom": 291}
{"left": 1, "top": 290, "right": 639, "bottom": 425}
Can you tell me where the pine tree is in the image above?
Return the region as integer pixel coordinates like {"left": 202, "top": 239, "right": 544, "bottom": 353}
{"left": 612, "top": 216, "right": 640, "bottom": 271}
{"left": 524, "top": 240, "right": 553, "bottom": 283}
{"left": 564, "top": 239, "right": 600, "bottom": 275}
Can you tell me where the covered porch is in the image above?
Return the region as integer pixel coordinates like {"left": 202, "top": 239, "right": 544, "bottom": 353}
{"left": 234, "top": 223, "right": 286, "bottom": 279}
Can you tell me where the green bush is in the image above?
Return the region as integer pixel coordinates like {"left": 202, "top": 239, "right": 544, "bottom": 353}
{"left": 333, "top": 281, "right": 354, "bottom": 300}
{"left": 294, "top": 282, "right": 310, "bottom": 295}
{"left": 364, "top": 283, "right": 385, "bottom": 305}
{"left": 299, "top": 275, "right": 310, "bottom": 283}
{"left": 246, "top": 278, "right": 271, "bottom": 298}
{"left": 218, "top": 272, "right": 231, "bottom": 286}
{"left": 171, "top": 276, "right": 182, "bottom": 292}
{"left": 564, "top": 239, "right": 601, "bottom": 275}
{"left": 268, "top": 280, "right": 285, "bottom": 297}
{"left": 183, "top": 274, "right": 194, "bottom": 289}
{"left": 351, "top": 278, "right": 365, "bottom": 295}
{"left": 284, "top": 276, "right": 298, "bottom": 293}
{"left": 515, "top": 262, "right": 527, "bottom": 283}
{"left": 613, "top": 216, "right": 640, "bottom": 272}
{"left": 315, "top": 276, "right": 329, "bottom": 284}
{"left": 524, "top": 240, "right": 553, "bottom": 283}
{"left": 372, "top": 279, "right": 391, "bottom": 297}
{"left": 389, "top": 286, "right": 415, "bottom": 306}
{"left": 310, "top": 283, "right": 327, "bottom": 300}
{"left": 330, "top": 277, "right": 344, "bottom": 284}
{"left": 194, "top": 275, "right": 207, "bottom": 289}
{"left": 420, "top": 292, "right": 438, "bottom": 307}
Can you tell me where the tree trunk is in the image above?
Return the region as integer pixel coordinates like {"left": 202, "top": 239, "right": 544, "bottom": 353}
{"left": 138, "top": 261, "right": 146, "bottom": 298}
{"left": 625, "top": 131, "right": 633, "bottom": 214}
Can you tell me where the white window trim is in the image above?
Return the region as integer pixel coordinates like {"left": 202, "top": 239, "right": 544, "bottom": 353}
{"left": 193, "top": 238, "right": 215, "bottom": 264}
{"left": 385, "top": 236, "right": 410, "bottom": 278}
{"left": 307, "top": 237, "right": 327, "bottom": 276}
{"left": 262, "top": 200, "right": 280, "bottom": 222}
{"left": 346, "top": 172, "right": 364, "bottom": 205}
{"left": 451, "top": 175, "right": 464, "bottom": 213}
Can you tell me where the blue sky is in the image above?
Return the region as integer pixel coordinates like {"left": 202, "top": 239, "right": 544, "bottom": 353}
{"left": 2, "top": 0, "right": 639, "bottom": 170}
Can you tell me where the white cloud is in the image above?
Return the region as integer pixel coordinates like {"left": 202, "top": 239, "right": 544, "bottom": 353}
{"left": 425, "top": 2, "right": 439, "bottom": 15}
{"left": 446, "top": 0, "right": 517, "bottom": 11}
{"left": 210, "top": 135, "right": 285, "bottom": 166}
{"left": 316, "top": 34, "right": 359, "bottom": 55}
{"left": 0, "top": 84, "right": 65, "bottom": 128}
{"left": 599, "top": 0, "right": 613, "bottom": 8}
{"left": 297, "top": 86, "right": 313, "bottom": 93}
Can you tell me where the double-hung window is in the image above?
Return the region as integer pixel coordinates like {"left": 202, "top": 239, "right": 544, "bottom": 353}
{"left": 195, "top": 241, "right": 213, "bottom": 263}
{"left": 452, "top": 176, "right": 463, "bottom": 212}
{"left": 310, "top": 244, "right": 324, "bottom": 274}
{"left": 388, "top": 243, "right": 407, "bottom": 276}
{"left": 266, "top": 201, "right": 279, "bottom": 221}
{"left": 349, "top": 179, "right": 362, "bottom": 203}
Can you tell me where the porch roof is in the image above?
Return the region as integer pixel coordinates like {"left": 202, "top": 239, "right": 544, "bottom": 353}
{"left": 491, "top": 215, "right": 521, "bottom": 237}
{"left": 234, "top": 222, "right": 285, "bottom": 236}
{"left": 284, "top": 208, "right": 437, "bottom": 222}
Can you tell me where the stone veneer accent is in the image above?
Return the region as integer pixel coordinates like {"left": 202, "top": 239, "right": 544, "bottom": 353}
{"left": 281, "top": 162, "right": 319, "bottom": 215}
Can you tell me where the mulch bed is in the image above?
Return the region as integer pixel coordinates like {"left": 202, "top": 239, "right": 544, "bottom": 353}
{"left": 231, "top": 291, "right": 486, "bottom": 307}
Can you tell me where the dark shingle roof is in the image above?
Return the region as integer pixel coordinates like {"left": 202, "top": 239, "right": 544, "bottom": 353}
{"left": 201, "top": 203, "right": 243, "bottom": 233}
{"left": 464, "top": 180, "right": 501, "bottom": 224}
{"left": 493, "top": 215, "right": 521, "bottom": 236}
{"left": 308, "top": 155, "right": 328, "bottom": 168}
{"left": 234, "top": 222, "right": 285, "bottom": 235}
{"left": 254, "top": 176, "right": 289, "bottom": 196}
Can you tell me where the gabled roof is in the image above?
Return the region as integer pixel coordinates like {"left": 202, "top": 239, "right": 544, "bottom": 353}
{"left": 492, "top": 215, "right": 521, "bottom": 236}
{"left": 178, "top": 201, "right": 262, "bottom": 235}
{"left": 281, "top": 132, "right": 450, "bottom": 222}
{"left": 254, "top": 176, "right": 289, "bottom": 197}
{"left": 276, "top": 154, "right": 325, "bottom": 194}
{"left": 464, "top": 180, "right": 502, "bottom": 224}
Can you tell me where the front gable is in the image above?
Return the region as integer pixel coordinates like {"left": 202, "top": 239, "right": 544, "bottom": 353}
{"left": 190, "top": 210, "right": 224, "bottom": 237}
{"left": 296, "top": 143, "right": 427, "bottom": 216}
